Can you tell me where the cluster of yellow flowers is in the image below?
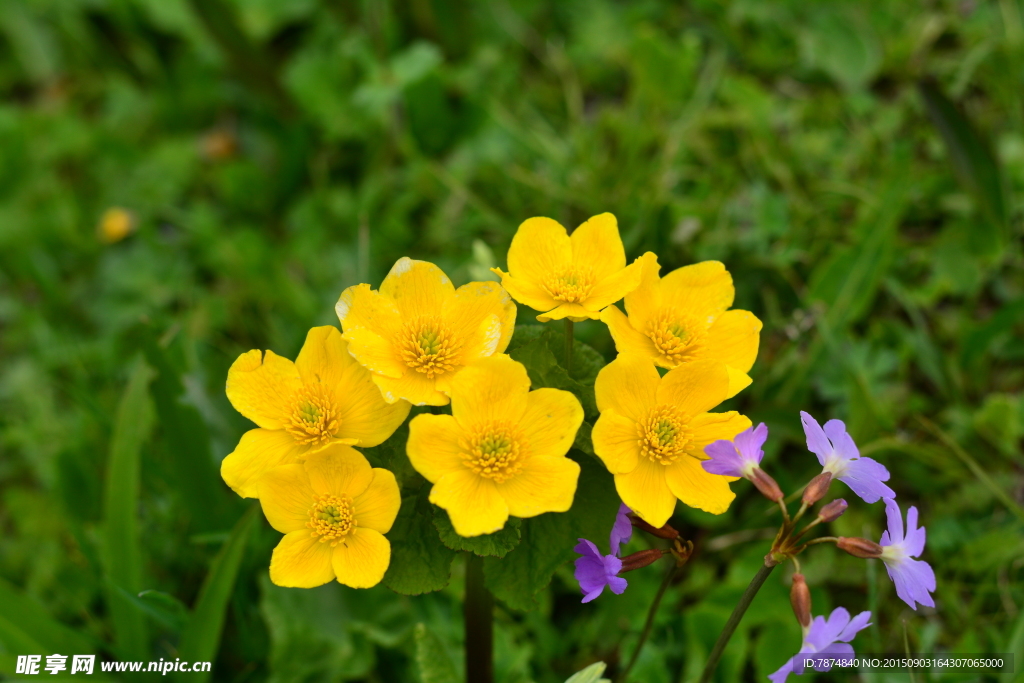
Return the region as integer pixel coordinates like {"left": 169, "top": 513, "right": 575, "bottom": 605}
{"left": 221, "top": 213, "right": 761, "bottom": 589}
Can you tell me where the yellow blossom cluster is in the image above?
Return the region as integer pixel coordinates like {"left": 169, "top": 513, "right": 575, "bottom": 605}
{"left": 220, "top": 211, "right": 760, "bottom": 589}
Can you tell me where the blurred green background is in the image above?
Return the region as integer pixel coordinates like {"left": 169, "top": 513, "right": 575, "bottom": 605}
{"left": 1, "top": 0, "right": 1023, "bottom": 681}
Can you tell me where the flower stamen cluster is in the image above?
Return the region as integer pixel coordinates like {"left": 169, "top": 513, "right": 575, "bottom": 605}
{"left": 638, "top": 406, "right": 693, "bottom": 465}
{"left": 460, "top": 422, "right": 527, "bottom": 483}
{"left": 307, "top": 493, "right": 357, "bottom": 546}
{"left": 286, "top": 384, "right": 342, "bottom": 446}
{"left": 398, "top": 316, "right": 463, "bottom": 378}
{"left": 544, "top": 266, "right": 596, "bottom": 303}
{"left": 645, "top": 309, "right": 707, "bottom": 365}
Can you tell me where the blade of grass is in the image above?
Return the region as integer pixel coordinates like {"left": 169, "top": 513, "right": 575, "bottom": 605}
{"left": 176, "top": 504, "right": 259, "bottom": 683}
{"left": 0, "top": 577, "right": 95, "bottom": 655}
{"left": 102, "top": 355, "right": 155, "bottom": 660}
{"left": 999, "top": 606, "right": 1024, "bottom": 683}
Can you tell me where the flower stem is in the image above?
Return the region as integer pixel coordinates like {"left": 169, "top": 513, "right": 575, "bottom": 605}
{"left": 564, "top": 319, "right": 574, "bottom": 376}
{"left": 465, "top": 554, "right": 493, "bottom": 683}
{"left": 696, "top": 562, "right": 775, "bottom": 683}
{"left": 619, "top": 563, "right": 677, "bottom": 682}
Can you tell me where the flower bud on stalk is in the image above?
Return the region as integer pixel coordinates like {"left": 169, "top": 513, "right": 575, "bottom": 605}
{"left": 837, "top": 537, "right": 884, "bottom": 559}
{"left": 751, "top": 467, "right": 784, "bottom": 502}
{"left": 619, "top": 548, "right": 667, "bottom": 573}
{"left": 818, "top": 499, "right": 848, "bottom": 523}
{"left": 802, "top": 472, "right": 832, "bottom": 505}
{"left": 630, "top": 516, "right": 680, "bottom": 540}
{"left": 790, "top": 573, "right": 812, "bottom": 629}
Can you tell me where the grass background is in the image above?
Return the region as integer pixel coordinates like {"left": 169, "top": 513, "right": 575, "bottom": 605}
{"left": 1, "top": 0, "right": 1022, "bottom": 681}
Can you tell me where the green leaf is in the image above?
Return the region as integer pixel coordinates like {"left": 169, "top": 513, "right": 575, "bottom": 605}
{"left": 0, "top": 576, "right": 94, "bottom": 655}
{"left": 108, "top": 586, "right": 190, "bottom": 634}
{"left": 483, "top": 453, "right": 619, "bottom": 610}
{"left": 383, "top": 493, "right": 457, "bottom": 595}
{"left": 102, "top": 356, "right": 155, "bottom": 660}
{"left": 919, "top": 78, "right": 1007, "bottom": 255}
{"left": 176, "top": 504, "right": 258, "bottom": 683}
{"left": 434, "top": 509, "right": 521, "bottom": 558}
{"left": 565, "top": 661, "right": 611, "bottom": 683}
{"left": 509, "top": 336, "right": 596, "bottom": 418}
{"left": 414, "top": 623, "right": 459, "bottom": 683}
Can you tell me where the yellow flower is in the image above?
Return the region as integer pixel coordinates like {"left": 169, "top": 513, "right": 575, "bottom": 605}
{"left": 98, "top": 207, "right": 135, "bottom": 244}
{"left": 221, "top": 326, "right": 410, "bottom": 498}
{"left": 491, "top": 213, "right": 646, "bottom": 322}
{"left": 600, "top": 253, "right": 762, "bottom": 398}
{"left": 336, "top": 257, "right": 516, "bottom": 407}
{"left": 257, "top": 445, "right": 400, "bottom": 588}
{"left": 591, "top": 355, "right": 751, "bottom": 527}
{"left": 406, "top": 355, "right": 583, "bottom": 537}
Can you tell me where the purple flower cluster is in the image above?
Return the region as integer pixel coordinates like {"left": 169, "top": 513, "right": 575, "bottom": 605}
{"left": 768, "top": 607, "right": 872, "bottom": 682}
{"left": 573, "top": 503, "right": 632, "bottom": 603}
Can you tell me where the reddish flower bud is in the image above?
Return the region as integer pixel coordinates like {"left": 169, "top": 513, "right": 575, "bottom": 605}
{"left": 836, "top": 537, "right": 883, "bottom": 559}
{"left": 751, "top": 467, "right": 784, "bottom": 502}
{"left": 619, "top": 548, "right": 668, "bottom": 573}
{"left": 790, "top": 573, "right": 812, "bottom": 628}
{"left": 630, "top": 516, "right": 680, "bottom": 540}
{"left": 818, "top": 499, "right": 848, "bottom": 523}
{"left": 802, "top": 472, "right": 833, "bottom": 505}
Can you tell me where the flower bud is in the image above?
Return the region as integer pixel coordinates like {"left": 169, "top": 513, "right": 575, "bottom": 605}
{"left": 836, "top": 537, "right": 883, "bottom": 559}
{"left": 802, "top": 472, "right": 832, "bottom": 505}
{"left": 630, "top": 516, "right": 680, "bottom": 540}
{"left": 750, "top": 467, "right": 784, "bottom": 502}
{"left": 790, "top": 573, "right": 812, "bottom": 628}
{"left": 619, "top": 548, "right": 667, "bottom": 573}
{"left": 818, "top": 499, "right": 848, "bottom": 523}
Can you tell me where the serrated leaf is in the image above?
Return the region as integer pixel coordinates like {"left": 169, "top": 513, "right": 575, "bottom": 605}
{"left": 362, "top": 421, "right": 422, "bottom": 493}
{"left": 565, "top": 661, "right": 611, "bottom": 683}
{"left": 383, "top": 493, "right": 456, "bottom": 595}
{"left": 509, "top": 337, "right": 596, "bottom": 418}
{"left": 433, "top": 510, "right": 521, "bottom": 558}
{"left": 414, "top": 623, "right": 459, "bottom": 683}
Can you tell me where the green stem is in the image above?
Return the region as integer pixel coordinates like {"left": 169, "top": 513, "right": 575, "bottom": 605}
{"left": 696, "top": 563, "right": 775, "bottom": 683}
{"left": 619, "top": 563, "right": 676, "bottom": 682}
{"left": 465, "top": 554, "right": 493, "bottom": 683}
{"left": 564, "top": 319, "right": 574, "bottom": 376}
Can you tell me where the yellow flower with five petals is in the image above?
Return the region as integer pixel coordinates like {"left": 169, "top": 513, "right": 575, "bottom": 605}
{"left": 336, "top": 258, "right": 516, "bottom": 406}
{"left": 600, "top": 253, "right": 761, "bottom": 398}
{"left": 221, "top": 326, "right": 410, "bottom": 498}
{"left": 257, "top": 445, "right": 399, "bottom": 588}
{"left": 406, "top": 355, "right": 583, "bottom": 537}
{"left": 491, "top": 213, "right": 646, "bottom": 322}
{"left": 592, "top": 355, "right": 751, "bottom": 527}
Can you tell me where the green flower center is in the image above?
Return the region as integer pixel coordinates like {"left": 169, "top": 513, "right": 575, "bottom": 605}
{"left": 544, "top": 267, "right": 595, "bottom": 304}
{"left": 638, "top": 405, "right": 693, "bottom": 465}
{"left": 286, "top": 385, "right": 340, "bottom": 446}
{"left": 399, "top": 316, "right": 463, "bottom": 378}
{"left": 645, "top": 308, "right": 708, "bottom": 366}
{"left": 307, "top": 494, "right": 357, "bottom": 546}
{"left": 461, "top": 421, "right": 528, "bottom": 483}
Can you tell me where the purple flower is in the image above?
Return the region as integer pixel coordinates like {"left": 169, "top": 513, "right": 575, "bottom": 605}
{"left": 609, "top": 503, "right": 633, "bottom": 556}
{"left": 703, "top": 423, "right": 768, "bottom": 478}
{"left": 573, "top": 539, "right": 627, "bottom": 603}
{"left": 768, "top": 607, "right": 872, "bottom": 682}
{"left": 879, "top": 498, "right": 936, "bottom": 610}
{"left": 800, "top": 412, "right": 895, "bottom": 503}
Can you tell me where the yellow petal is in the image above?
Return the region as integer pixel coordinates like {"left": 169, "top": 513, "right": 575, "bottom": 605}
{"left": 352, "top": 469, "right": 401, "bottom": 534}
{"left": 335, "top": 283, "right": 403, "bottom": 341}
{"left": 665, "top": 456, "right": 736, "bottom": 515}
{"left": 686, "top": 411, "right": 752, "bottom": 459}
{"left": 331, "top": 528, "right": 390, "bottom": 589}
{"left": 429, "top": 469, "right": 509, "bottom": 537}
{"left": 496, "top": 455, "right": 580, "bottom": 518}
{"left": 221, "top": 428, "right": 308, "bottom": 499}
{"left": 703, "top": 309, "right": 762, "bottom": 374}
{"left": 341, "top": 327, "right": 405, "bottom": 379}
{"left": 570, "top": 213, "right": 626, "bottom": 279}
{"left": 660, "top": 261, "right": 735, "bottom": 321}
{"left": 622, "top": 252, "right": 663, "bottom": 328}
{"left": 725, "top": 367, "right": 753, "bottom": 399}
{"left": 506, "top": 217, "right": 572, "bottom": 287}
{"left": 536, "top": 302, "right": 599, "bottom": 322}
{"left": 380, "top": 258, "right": 455, "bottom": 317}
{"left": 492, "top": 269, "right": 561, "bottom": 313}
{"left": 269, "top": 530, "right": 336, "bottom": 588}
{"left": 446, "top": 281, "right": 517, "bottom": 360}
{"left": 614, "top": 458, "right": 676, "bottom": 527}
{"left": 595, "top": 354, "right": 659, "bottom": 421}
{"left": 591, "top": 410, "right": 642, "bottom": 474}
{"left": 226, "top": 349, "right": 301, "bottom": 429}
{"left": 257, "top": 463, "right": 314, "bottom": 533}
{"left": 600, "top": 304, "right": 662, "bottom": 365}
{"left": 372, "top": 370, "right": 448, "bottom": 406}
{"left": 294, "top": 326, "right": 347, "bottom": 387}
{"left": 449, "top": 355, "right": 530, "bottom": 428}
{"left": 303, "top": 444, "right": 374, "bottom": 498}
{"left": 655, "top": 360, "right": 730, "bottom": 416}
{"left": 407, "top": 414, "right": 468, "bottom": 483}
{"left": 520, "top": 388, "right": 584, "bottom": 459}
{"left": 583, "top": 257, "right": 643, "bottom": 311}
